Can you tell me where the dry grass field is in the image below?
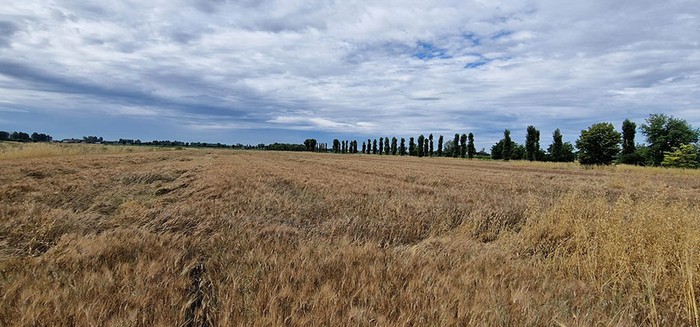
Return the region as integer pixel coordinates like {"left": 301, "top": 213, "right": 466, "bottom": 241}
{"left": 1, "top": 143, "right": 699, "bottom": 326}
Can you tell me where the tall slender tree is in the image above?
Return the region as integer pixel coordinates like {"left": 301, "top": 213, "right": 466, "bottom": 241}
{"left": 384, "top": 137, "right": 390, "bottom": 155}
{"left": 437, "top": 135, "right": 444, "bottom": 157}
{"left": 460, "top": 134, "right": 467, "bottom": 158}
{"left": 391, "top": 137, "right": 398, "bottom": 155}
{"left": 453, "top": 134, "right": 459, "bottom": 157}
{"left": 429, "top": 134, "right": 434, "bottom": 157}
{"left": 362, "top": 141, "right": 366, "bottom": 154}
{"left": 409, "top": 137, "right": 416, "bottom": 156}
{"left": 502, "top": 129, "right": 512, "bottom": 160}
{"left": 418, "top": 135, "right": 425, "bottom": 157}
{"left": 333, "top": 139, "right": 340, "bottom": 153}
{"left": 525, "top": 125, "right": 541, "bottom": 161}
{"left": 467, "top": 133, "right": 476, "bottom": 158}
{"left": 621, "top": 119, "right": 636, "bottom": 155}
{"left": 379, "top": 137, "right": 384, "bottom": 155}
{"left": 400, "top": 138, "right": 406, "bottom": 156}
{"left": 424, "top": 137, "right": 429, "bottom": 157}
{"left": 549, "top": 129, "right": 564, "bottom": 161}
{"left": 372, "top": 139, "right": 378, "bottom": 154}
{"left": 367, "top": 139, "right": 372, "bottom": 154}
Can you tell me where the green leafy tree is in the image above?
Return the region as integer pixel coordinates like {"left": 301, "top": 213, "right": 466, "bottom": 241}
{"left": 502, "top": 129, "right": 512, "bottom": 161}
{"left": 467, "top": 133, "right": 476, "bottom": 159}
{"left": 641, "top": 114, "right": 700, "bottom": 165}
{"left": 576, "top": 122, "right": 621, "bottom": 165}
{"left": 379, "top": 137, "right": 384, "bottom": 155}
{"left": 362, "top": 142, "right": 366, "bottom": 154}
{"left": 437, "top": 135, "right": 443, "bottom": 156}
{"left": 618, "top": 119, "right": 644, "bottom": 165}
{"left": 400, "top": 138, "right": 406, "bottom": 156}
{"left": 460, "top": 134, "right": 467, "bottom": 158}
{"left": 548, "top": 129, "right": 564, "bottom": 161}
{"left": 525, "top": 126, "right": 540, "bottom": 161}
{"left": 0, "top": 131, "right": 8, "bottom": 141}
{"left": 304, "top": 139, "right": 317, "bottom": 152}
{"left": 417, "top": 135, "right": 425, "bottom": 157}
{"left": 332, "top": 139, "right": 340, "bottom": 153}
{"left": 621, "top": 119, "right": 636, "bottom": 155}
{"left": 546, "top": 130, "right": 576, "bottom": 162}
{"left": 409, "top": 137, "right": 416, "bottom": 156}
{"left": 383, "top": 137, "right": 389, "bottom": 155}
{"left": 429, "top": 134, "right": 434, "bottom": 156}
{"left": 391, "top": 137, "right": 398, "bottom": 155}
{"left": 373, "top": 139, "right": 378, "bottom": 154}
{"left": 661, "top": 144, "right": 699, "bottom": 168}
{"left": 452, "top": 134, "right": 459, "bottom": 158}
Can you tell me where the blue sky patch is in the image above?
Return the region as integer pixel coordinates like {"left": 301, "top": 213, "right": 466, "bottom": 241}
{"left": 412, "top": 41, "right": 451, "bottom": 60}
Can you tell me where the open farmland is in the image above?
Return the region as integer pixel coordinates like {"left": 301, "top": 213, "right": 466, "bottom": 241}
{"left": 1, "top": 145, "right": 700, "bottom": 326}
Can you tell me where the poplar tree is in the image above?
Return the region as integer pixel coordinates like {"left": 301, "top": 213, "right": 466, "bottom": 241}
{"left": 621, "top": 119, "right": 636, "bottom": 155}
{"left": 467, "top": 133, "right": 476, "bottom": 158}
{"left": 379, "top": 137, "right": 384, "bottom": 155}
{"left": 429, "top": 134, "right": 434, "bottom": 156}
{"left": 400, "top": 138, "right": 406, "bottom": 156}
{"left": 367, "top": 139, "right": 372, "bottom": 154}
{"left": 384, "top": 137, "right": 390, "bottom": 155}
{"left": 452, "top": 134, "right": 459, "bottom": 157}
{"left": 525, "top": 125, "right": 541, "bottom": 161}
{"left": 460, "top": 134, "right": 467, "bottom": 158}
{"left": 503, "top": 129, "right": 512, "bottom": 160}
{"left": 437, "top": 135, "right": 444, "bottom": 157}
{"left": 373, "top": 139, "right": 378, "bottom": 154}
{"left": 362, "top": 141, "right": 366, "bottom": 154}
{"left": 418, "top": 134, "right": 425, "bottom": 157}
{"left": 391, "top": 137, "right": 398, "bottom": 155}
{"left": 409, "top": 137, "right": 416, "bottom": 156}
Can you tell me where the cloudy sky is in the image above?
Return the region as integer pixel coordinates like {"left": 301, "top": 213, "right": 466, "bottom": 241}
{"left": 1, "top": 0, "right": 699, "bottom": 149}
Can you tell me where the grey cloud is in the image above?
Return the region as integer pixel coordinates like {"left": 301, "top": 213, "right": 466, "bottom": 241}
{"left": 0, "top": 0, "right": 698, "bottom": 148}
{"left": 0, "top": 21, "right": 18, "bottom": 47}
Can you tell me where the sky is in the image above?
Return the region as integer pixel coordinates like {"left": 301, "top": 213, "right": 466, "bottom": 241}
{"left": 1, "top": 0, "right": 699, "bottom": 149}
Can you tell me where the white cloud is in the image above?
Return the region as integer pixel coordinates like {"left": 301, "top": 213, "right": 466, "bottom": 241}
{"left": 0, "top": 0, "right": 698, "bottom": 147}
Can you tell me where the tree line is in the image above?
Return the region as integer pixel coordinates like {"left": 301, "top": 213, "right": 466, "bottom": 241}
{"left": 3, "top": 113, "right": 698, "bottom": 168}
{"left": 322, "top": 113, "right": 699, "bottom": 169}
{"left": 0, "top": 131, "right": 53, "bottom": 142}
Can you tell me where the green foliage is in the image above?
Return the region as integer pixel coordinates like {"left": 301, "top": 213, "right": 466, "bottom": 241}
{"left": 400, "top": 138, "right": 406, "bottom": 156}
{"left": 525, "top": 126, "right": 540, "bottom": 161}
{"left": 384, "top": 137, "right": 390, "bottom": 155}
{"left": 418, "top": 135, "right": 425, "bottom": 157}
{"left": 267, "top": 143, "right": 308, "bottom": 151}
{"left": 428, "top": 134, "right": 434, "bottom": 157}
{"left": 379, "top": 137, "right": 384, "bottom": 155}
{"left": 502, "top": 130, "right": 512, "bottom": 161}
{"left": 0, "top": 131, "right": 8, "bottom": 141}
{"left": 641, "top": 113, "right": 700, "bottom": 165}
{"left": 452, "top": 134, "right": 459, "bottom": 158}
{"left": 409, "top": 137, "right": 415, "bottom": 156}
{"left": 362, "top": 142, "right": 366, "bottom": 154}
{"left": 491, "top": 139, "right": 524, "bottom": 160}
{"left": 437, "top": 135, "right": 443, "bottom": 157}
{"left": 304, "top": 139, "right": 317, "bottom": 152}
{"left": 332, "top": 139, "right": 340, "bottom": 153}
{"left": 661, "top": 144, "right": 699, "bottom": 168}
{"left": 372, "top": 139, "right": 378, "bottom": 154}
{"left": 621, "top": 119, "right": 636, "bottom": 155}
{"left": 391, "top": 137, "right": 398, "bottom": 155}
{"left": 367, "top": 139, "right": 371, "bottom": 154}
{"left": 576, "top": 122, "right": 621, "bottom": 165}
{"left": 467, "top": 133, "right": 476, "bottom": 159}
{"left": 547, "top": 129, "right": 575, "bottom": 162}
{"left": 460, "top": 134, "right": 467, "bottom": 158}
